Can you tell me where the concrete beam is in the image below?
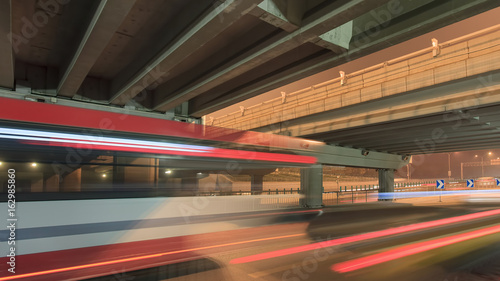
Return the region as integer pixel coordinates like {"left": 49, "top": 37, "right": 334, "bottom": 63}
{"left": 315, "top": 107, "right": 500, "bottom": 142}
{"left": 252, "top": 0, "right": 351, "bottom": 52}
{"left": 414, "top": 143, "right": 500, "bottom": 154}
{"left": 57, "top": 0, "right": 136, "bottom": 97}
{"left": 386, "top": 143, "right": 500, "bottom": 155}
{"left": 282, "top": 0, "right": 307, "bottom": 27}
{"left": 251, "top": 0, "right": 318, "bottom": 30}
{"left": 312, "top": 114, "right": 482, "bottom": 141}
{"left": 349, "top": 0, "right": 499, "bottom": 57}
{"left": 371, "top": 133, "right": 500, "bottom": 150}
{"left": 109, "top": 0, "right": 261, "bottom": 106}
{"left": 0, "top": 0, "right": 14, "bottom": 89}
{"left": 351, "top": 0, "right": 434, "bottom": 38}
{"left": 154, "top": 0, "right": 390, "bottom": 113}
{"left": 300, "top": 142, "right": 408, "bottom": 170}
{"left": 256, "top": 71, "right": 500, "bottom": 137}
{"left": 374, "top": 134, "right": 500, "bottom": 153}
{"left": 328, "top": 121, "right": 492, "bottom": 145}
{"left": 250, "top": 0, "right": 299, "bottom": 32}
{"left": 188, "top": 49, "right": 333, "bottom": 117}
{"left": 313, "top": 21, "right": 352, "bottom": 52}
{"left": 339, "top": 130, "right": 500, "bottom": 150}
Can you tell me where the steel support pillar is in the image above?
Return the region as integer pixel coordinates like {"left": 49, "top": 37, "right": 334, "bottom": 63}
{"left": 300, "top": 164, "right": 323, "bottom": 208}
{"left": 378, "top": 169, "right": 395, "bottom": 201}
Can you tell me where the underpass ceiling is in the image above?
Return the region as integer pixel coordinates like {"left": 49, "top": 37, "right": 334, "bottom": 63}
{"left": 1, "top": 0, "right": 498, "bottom": 118}
{"left": 89, "top": 0, "right": 193, "bottom": 79}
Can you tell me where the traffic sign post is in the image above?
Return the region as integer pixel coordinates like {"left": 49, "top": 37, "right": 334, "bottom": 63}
{"left": 467, "top": 179, "right": 475, "bottom": 188}
{"left": 436, "top": 180, "right": 444, "bottom": 202}
{"left": 436, "top": 180, "right": 445, "bottom": 189}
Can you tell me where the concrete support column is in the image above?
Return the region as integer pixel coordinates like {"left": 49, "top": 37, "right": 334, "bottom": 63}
{"left": 378, "top": 169, "right": 395, "bottom": 201}
{"left": 44, "top": 174, "right": 60, "bottom": 192}
{"left": 62, "top": 169, "right": 81, "bottom": 192}
{"left": 251, "top": 174, "right": 264, "bottom": 194}
{"left": 181, "top": 177, "right": 199, "bottom": 192}
{"left": 300, "top": 164, "right": 323, "bottom": 208}
{"left": 113, "top": 156, "right": 125, "bottom": 189}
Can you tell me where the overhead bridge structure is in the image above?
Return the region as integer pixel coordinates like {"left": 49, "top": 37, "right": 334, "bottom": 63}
{"left": 0, "top": 1, "right": 499, "bottom": 206}
{"left": 214, "top": 25, "right": 500, "bottom": 156}
{"left": 0, "top": 0, "right": 498, "bottom": 118}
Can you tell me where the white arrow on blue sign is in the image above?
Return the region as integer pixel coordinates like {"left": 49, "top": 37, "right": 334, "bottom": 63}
{"left": 436, "top": 180, "right": 445, "bottom": 189}
{"left": 467, "top": 179, "right": 475, "bottom": 188}
{"left": 496, "top": 178, "right": 500, "bottom": 186}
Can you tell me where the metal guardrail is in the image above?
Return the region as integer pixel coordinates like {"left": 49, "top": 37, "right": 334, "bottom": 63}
{"left": 323, "top": 190, "right": 377, "bottom": 205}
{"left": 194, "top": 180, "right": 499, "bottom": 208}
{"left": 339, "top": 184, "right": 379, "bottom": 191}
{"left": 196, "top": 188, "right": 301, "bottom": 196}
{"left": 196, "top": 189, "right": 303, "bottom": 209}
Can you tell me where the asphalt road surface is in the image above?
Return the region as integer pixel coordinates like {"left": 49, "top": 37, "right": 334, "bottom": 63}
{"left": 87, "top": 201, "right": 500, "bottom": 281}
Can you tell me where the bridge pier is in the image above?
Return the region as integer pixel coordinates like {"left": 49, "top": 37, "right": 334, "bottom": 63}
{"left": 181, "top": 177, "right": 199, "bottom": 192}
{"left": 378, "top": 169, "right": 395, "bottom": 201}
{"left": 300, "top": 164, "right": 323, "bottom": 208}
{"left": 251, "top": 174, "right": 264, "bottom": 194}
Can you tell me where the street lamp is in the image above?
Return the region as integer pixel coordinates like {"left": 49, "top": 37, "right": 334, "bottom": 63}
{"left": 447, "top": 153, "right": 451, "bottom": 180}
{"left": 475, "top": 154, "right": 484, "bottom": 177}
{"left": 475, "top": 152, "right": 493, "bottom": 177}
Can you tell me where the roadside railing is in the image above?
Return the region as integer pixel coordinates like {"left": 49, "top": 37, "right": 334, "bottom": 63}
{"left": 323, "top": 190, "right": 378, "bottom": 205}
{"left": 196, "top": 188, "right": 301, "bottom": 196}
{"left": 323, "top": 179, "right": 500, "bottom": 206}
{"left": 194, "top": 180, "right": 498, "bottom": 207}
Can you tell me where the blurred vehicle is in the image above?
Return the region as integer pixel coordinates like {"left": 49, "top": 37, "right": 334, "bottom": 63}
{"left": 0, "top": 97, "right": 316, "bottom": 280}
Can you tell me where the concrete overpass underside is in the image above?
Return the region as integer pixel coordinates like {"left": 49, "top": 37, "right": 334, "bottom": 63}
{"left": 272, "top": 70, "right": 500, "bottom": 155}
{"left": 215, "top": 26, "right": 500, "bottom": 156}
{"left": 304, "top": 100, "right": 500, "bottom": 155}
{"left": 0, "top": 0, "right": 498, "bottom": 119}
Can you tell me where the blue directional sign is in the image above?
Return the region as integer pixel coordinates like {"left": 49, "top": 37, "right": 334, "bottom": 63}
{"left": 467, "top": 179, "right": 475, "bottom": 188}
{"left": 496, "top": 178, "right": 500, "bottom": 187}
{"left": 436, "top": 180, "right": 445, "bottom": 189}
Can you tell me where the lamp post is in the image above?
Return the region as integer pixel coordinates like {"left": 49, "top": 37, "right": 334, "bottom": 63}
{"left": 475, "top": 155, "right": 483, "bottom": 177}
{"left": 447, "top": 153, "right": 451, "bottom": 180}
{"left": 406, "top": 157, "right": 412, "bottom": 182}
{"left": 475, "top": 152, "right": 493, "bottom": 177}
